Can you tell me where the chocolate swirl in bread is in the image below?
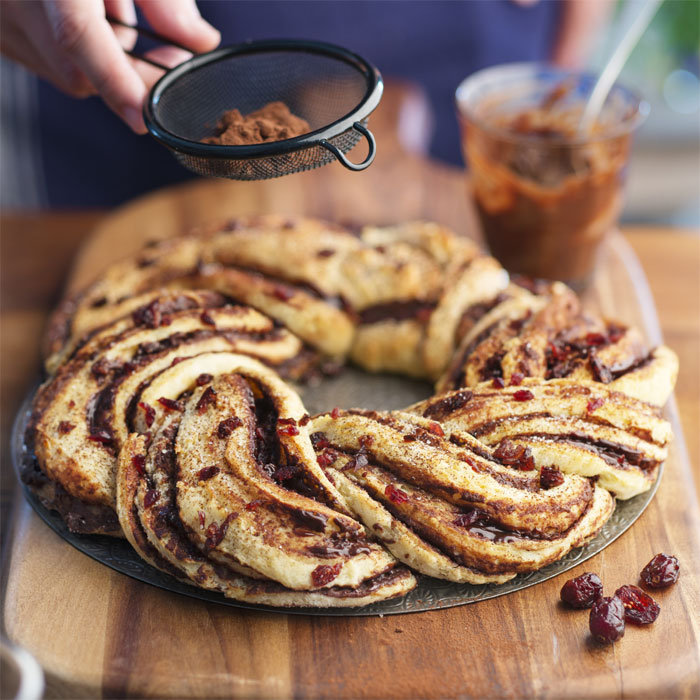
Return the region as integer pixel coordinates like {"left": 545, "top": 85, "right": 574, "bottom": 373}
{"left": 26, "top": 300, "right": 315, "bottom": 534}
{"left": 116, "top": 356, "right": 414, "bottom": 607}
{"left": 310, "top": 410, "right": 613, "bottom": 578}
{"left": 409, "top": 379, "right": 671, "bottom": 499}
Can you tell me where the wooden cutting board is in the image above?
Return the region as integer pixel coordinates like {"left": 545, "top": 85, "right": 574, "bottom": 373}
{"left": 4, "top": 92, "right": 700, "bottom": 698}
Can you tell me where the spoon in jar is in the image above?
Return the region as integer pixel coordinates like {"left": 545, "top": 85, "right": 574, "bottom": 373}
{"left": 579, "top": 0, "right": 662, "bottom": 133}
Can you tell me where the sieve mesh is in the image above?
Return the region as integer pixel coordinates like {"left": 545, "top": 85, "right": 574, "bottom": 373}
{"left": 144, "top": 40, "right": 382, "bottom": 179}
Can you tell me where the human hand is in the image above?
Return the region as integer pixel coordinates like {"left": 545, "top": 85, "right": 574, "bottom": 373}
{"left": 0, "top": 0, "right": 220, "bottom": 133}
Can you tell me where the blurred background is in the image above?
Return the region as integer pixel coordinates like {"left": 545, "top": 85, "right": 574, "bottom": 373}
{"left": 594, "top": 0, "right": 699, "bottom": 227}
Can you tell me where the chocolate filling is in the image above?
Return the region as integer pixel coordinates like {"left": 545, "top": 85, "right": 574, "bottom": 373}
{"left": 358, "top": 300, "right": 436, "bottom": 325}
{"left": 20, "top": 453, "right": 120, "bottom": 535}
{"left": 519, "top": 432, "right": 658, "bottom": 471}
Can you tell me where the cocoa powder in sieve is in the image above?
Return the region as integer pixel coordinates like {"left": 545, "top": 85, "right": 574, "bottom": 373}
{"left": 202, "top": 101, "right": 310, "bottom": 146}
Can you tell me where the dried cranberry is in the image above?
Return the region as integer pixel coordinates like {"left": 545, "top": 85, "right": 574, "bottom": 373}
{"left": 132, "top": 453, "right": 146, "bottom": 476}
{"left": 57, "top": 421, "right": 74, "bottom": 435}
{"left": 277, "top": 417, "right": 297, "bottom": 425}
{"left": 198, "top": 511, "right": 206, "bottom": 528}
{"left": 359, "top": 434, "right": 374, "bottom": 448}
{"left": 200, "top": 310, "right": 216, "bottom": 327}
{"left": 277, "top": 424, "right": 300, "bottom": 436}
{"left": 139, "top": 401, "right": 156, "bottom": 427}
{"left": 273, "top": 464, "right": 298, "bottom": 482}
{"left": 311, "top": 563, "right": 342, "bottom": 587}
{"left": 540, "top": 465, "right": 565, "bottom": 489}
{"left": 330, "top": 407, "right": 341, "bottom": 419}
{"left": 560, "top": 572, "right": 603, "bottom": 608}
{"left": 197, "top": 466, "right": 220, "bottom": 481}
{"left": 587, "top": 397, "right": 605, "bottom": 413}
{"left": 310, "top": 433, "right": 330, "bottom": 449}
{"left": 426, "top": 422, "right": 444, "bottom": 437}
{"left": 585, "top": 332, "right": 607, "bottom": 347}
{"left": 509, "top": 372, "right": 524, "bottom": 386}
{"left": 547, "top": 341, "right": 566, "bottom": 361}
{"left": 589, "top": 596, "right": 625, "bottom": 643}
{"left": 385, "top": 484, "right": 409, "bottom": 504}
{"left": 513, "top": 389, "right": 534, "bottom": 402}
{"left": 640, "top": 553, "right": 680, "bottom": 588}
{"left": 273, "top": 285, "right": 294, "bottom": 301}
{"left": 196, "top": 373, "right": 213, "bottom": 386}
{"left": 158, "top": 397, "right": 182, "bottom": 412}
{"left": 492, "top": 377, "right": 505, "bottom": 389}
{"left": 493, "top": 440, "right": 535, "bottom": 470}
{"left": 205, "top": 513, "right": 236, "bottom": 549}
{"left": 299, "top": 414, "right": 311, "bottom": 426}
{"left": 144, "top": 489, "right": 160, "bottom": 508}
{"left": 196, "top": 386, "right": 217, "bottom": 414}
{"left": 316, "top": 450, "right": 337, "bottom": 468}
{"left": 217, "top": 416, "right": 243, "bottom": 438}
{"left": 615, "top": 585, "right": 660, "bottom": 624}
{"left": 245, "top": 499, "right": 264, "bottom": 511}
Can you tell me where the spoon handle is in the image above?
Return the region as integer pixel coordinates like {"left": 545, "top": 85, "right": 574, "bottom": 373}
{"left": 579, "top": 0, "right": 662, "bottom": 133}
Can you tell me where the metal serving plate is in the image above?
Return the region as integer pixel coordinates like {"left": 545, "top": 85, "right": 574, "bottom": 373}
{"left": 12, "top": 368, "right": 661, "bottom": 617}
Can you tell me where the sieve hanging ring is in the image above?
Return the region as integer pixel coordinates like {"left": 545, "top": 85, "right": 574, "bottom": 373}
{"left": 320, "top": 122, "right": 376, "bottom": 171}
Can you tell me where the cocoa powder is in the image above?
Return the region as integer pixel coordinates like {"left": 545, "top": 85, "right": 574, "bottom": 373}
{"left": 203, "top": 101, "right": 310, "bottom": 146}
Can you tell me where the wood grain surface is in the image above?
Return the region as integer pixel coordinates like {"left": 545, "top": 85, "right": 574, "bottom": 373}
{"left": 1, "top": 83, "right": 699, "bottom": 699}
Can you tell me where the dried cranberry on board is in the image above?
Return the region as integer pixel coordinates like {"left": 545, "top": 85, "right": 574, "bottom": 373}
{"left": 640, "top": 553, "right": 680, "bottom": 588}
{"left": 513, "top": 389, "right": 534, "bottom": 401}
{"left": 589, "top": 596, "right": 625, "bottom": 643}
{"left": 615, "top": 585, "right": 660, "bottom": 624}
{"left": 560, "top": 572, "right": 603, "bottom": 609}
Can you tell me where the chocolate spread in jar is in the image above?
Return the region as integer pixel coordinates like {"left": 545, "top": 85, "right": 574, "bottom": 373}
{"left": 461, "top": 82, "right": 636, "bottom": 288}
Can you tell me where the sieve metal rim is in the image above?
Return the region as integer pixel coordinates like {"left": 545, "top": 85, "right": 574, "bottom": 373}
{"left": 143, "top": 38, "right": 383, "bottom": 160}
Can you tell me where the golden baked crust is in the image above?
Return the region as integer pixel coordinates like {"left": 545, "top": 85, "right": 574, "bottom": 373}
{"left": 26, "top": 216, "right": 678, "bottom": 608}
{"left": 115, "top": 362, "right": 415, "bottom": 607}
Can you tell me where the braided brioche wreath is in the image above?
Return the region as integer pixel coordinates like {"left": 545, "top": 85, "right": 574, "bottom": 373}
{"left": 23, "top": 216, "right": 678, "bottom": 608}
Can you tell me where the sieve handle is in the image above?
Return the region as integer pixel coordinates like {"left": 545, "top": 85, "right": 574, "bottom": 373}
{"left": 106, "top": 14, "right": 194, "bottom": 71}
{"left": 320, "top": 122, "right": 376, "bottom": 171}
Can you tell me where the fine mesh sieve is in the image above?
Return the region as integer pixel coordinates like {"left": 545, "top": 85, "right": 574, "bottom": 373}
{"left": 140, "top": 39, "right": 383, "bottom": 180}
